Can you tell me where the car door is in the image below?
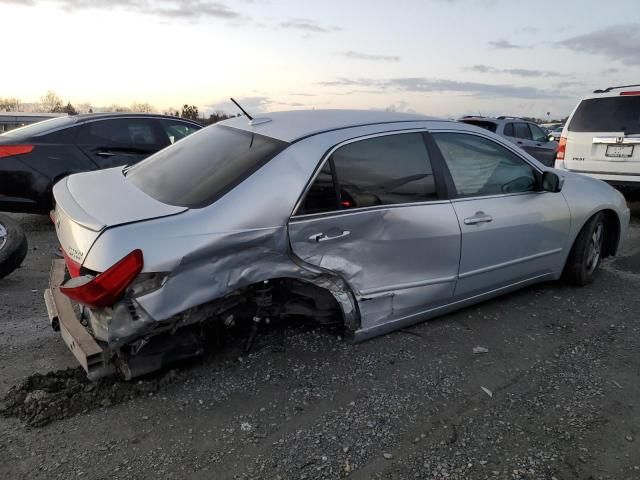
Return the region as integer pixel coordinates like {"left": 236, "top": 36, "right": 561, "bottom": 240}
{"left": 430, "top": 131, "right": 570, "bottom": 298}
{"left": 527, "top": 123, "right": 558, "bottom": 166}
{"left": 75, "top": 118, "right": 167, "bottom": 169}
{"left": 288, "top": 131, "right": 461, "bottom": 328}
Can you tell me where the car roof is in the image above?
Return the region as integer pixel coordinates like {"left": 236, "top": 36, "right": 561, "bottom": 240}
{"left": 219, "top": 109, "right": 446, "bottom": 142}
{"left": 71, "top": 112, "right": 202, "bottom": 125}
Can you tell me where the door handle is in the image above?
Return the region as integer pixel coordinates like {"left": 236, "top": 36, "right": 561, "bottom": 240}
{"left": 96, "top": 151, "right": 116, "bottom": 157}
{"left": 464, "top": 212, "right": 493, "bottom": 225}
{"left": 517, "top": 141, "right": 523, "bottom": 145}
{"left": 308, "top": 230, "right": 351, "bottom": 242}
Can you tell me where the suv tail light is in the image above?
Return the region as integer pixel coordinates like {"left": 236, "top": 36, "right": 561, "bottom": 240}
{"left": 556, "top": 136, "right": 567, "bottom": 160}
{"left": 60, "top": 250, "right": 143, "bottom": 308}
{"left": 0, "top": 145, "right": 34, "bottom": 159}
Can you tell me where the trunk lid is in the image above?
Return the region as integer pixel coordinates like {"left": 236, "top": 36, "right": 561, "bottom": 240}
{"left": 53, "top": 167, "right": 186, "bottom": 265}
{"left": 564, "top": 131, "right": 640, "bottom": 174}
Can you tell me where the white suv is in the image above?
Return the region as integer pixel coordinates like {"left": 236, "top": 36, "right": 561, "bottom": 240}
{"left": 556, "top": 85, "right": 640, "bottom": 200}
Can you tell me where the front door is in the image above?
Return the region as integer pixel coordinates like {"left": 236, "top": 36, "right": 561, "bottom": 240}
{"left": 288, "top": 132, "right": 461, "bottom": 328}
{"left": 430, "top": 132, "right": 570, "bottom": 298}
{"left": 75, "top": 118, "right": 166, "bottom": 169}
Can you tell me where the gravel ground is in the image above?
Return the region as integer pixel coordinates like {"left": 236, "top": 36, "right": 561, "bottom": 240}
{"left": 1, "top": 206, "right": 640, "bottom": 480}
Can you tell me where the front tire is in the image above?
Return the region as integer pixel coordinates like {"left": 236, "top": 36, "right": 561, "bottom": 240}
{"left": 563, "top": 212, "right": 606, "bottom": 286}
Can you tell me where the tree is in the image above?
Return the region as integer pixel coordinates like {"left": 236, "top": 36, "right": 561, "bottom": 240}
{"left": 181, "top": 104, "right": 199, "bottom": 121}
{"left": 0, "top": 97, "right": 21, "bottom": 112}
{"left": 63, "top": 102, "right": 77, "bottom": 115}
{"left": 206, "top": 110, "right": 233, "bottom": 125}
{"left": 40, "top": 90, "right": 63, "bottom": 113}
{"left": 129, "top": 102, "right": 155, "bottom": 113}
{"left": 75, "top": 102, "right": 93, "bottom": 114}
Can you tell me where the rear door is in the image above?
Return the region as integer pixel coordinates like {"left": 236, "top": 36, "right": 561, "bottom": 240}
{"left": 75, "top": 118, "right": 167, "bottom": 169}
{"left": 288, "top": 131, "right": 461, "bottom": 326}
{"left": 526, "top": 123, "right": 557, "bottom": 166}
{"left": 564, "top": 95, "right": 640, "bottom": 175}
{"left": 430, "top": 131, "right": 570, "bottom": 298}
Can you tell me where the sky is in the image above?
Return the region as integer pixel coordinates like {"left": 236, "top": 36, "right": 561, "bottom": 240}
{"left": 2, "top": 0, "right": 640, "bottom": 119}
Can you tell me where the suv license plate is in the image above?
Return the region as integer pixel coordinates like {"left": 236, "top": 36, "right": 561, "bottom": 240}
{"left": 606, "top": 145, "right": 634, "bottom": 158}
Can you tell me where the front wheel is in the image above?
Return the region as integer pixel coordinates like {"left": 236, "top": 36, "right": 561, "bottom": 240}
{"left": 563, "top": 212, "right": 606, "bottom": 286}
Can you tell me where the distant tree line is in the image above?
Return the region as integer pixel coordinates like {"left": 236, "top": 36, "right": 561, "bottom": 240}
{"left": 0, "top": 91, "right": 235, "bottom": 126}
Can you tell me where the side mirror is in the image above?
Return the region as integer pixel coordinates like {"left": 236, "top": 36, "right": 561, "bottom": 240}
{"left": 542, "top": 171, "right": 563, "bottom": 192}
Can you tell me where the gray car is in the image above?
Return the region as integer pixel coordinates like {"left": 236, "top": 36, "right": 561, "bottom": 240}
{"left": 459, "top": 116, "right": 559, "bottom": 166}
{"left": 45, "top": 110, "right": 630, "bottom": 380}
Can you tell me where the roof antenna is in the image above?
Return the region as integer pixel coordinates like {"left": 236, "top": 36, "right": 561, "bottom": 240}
{"left": 230, "top": 97, "right": 253, "bottom": 120}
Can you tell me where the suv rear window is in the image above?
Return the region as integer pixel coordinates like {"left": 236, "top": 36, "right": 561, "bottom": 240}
{"left": 127, "top": 125, "right": 287, "bottom": 208}
{"left": 569, "top": 96, "right": 640, "bottom": 134}
{"left": 460, "top": 120, "right": 497, "bottom": 133}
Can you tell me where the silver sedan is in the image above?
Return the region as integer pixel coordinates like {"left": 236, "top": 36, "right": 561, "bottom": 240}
{"left": 45, "top": 110, "right": 630, "bottom": 379}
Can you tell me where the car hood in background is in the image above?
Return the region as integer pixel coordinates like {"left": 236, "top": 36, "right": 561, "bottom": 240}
{"left": 53, "top": 167, "right": 187, "bottom": 232}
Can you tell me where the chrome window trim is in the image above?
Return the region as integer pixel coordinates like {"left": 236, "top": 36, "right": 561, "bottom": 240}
{"left": 290, "top": 127, "right": 433, "bottom": 218}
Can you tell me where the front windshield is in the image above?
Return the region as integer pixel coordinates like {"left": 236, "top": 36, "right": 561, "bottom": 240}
{"left": 1, "top": 116, "right": 75, "bottom": 137}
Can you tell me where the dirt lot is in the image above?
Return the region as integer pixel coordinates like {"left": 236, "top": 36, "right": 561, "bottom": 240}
{"left": 1, "top": 208, "right": 640, "bottom": 480}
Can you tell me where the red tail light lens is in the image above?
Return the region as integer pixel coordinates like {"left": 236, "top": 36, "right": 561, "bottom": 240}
{"left": 62, "top": 250, "right": 82, "bottom": 278}
{"left": 556, "top": 136, "right": 567, "bottom": 160}
{"left": 620, "top": 91, "right": 640, "bottom": 96}
{"left": 0, "top": 145, "right": 34, "bottom": 159}
{"left": 60, "top": 250, "right": 143, "bottom": 308}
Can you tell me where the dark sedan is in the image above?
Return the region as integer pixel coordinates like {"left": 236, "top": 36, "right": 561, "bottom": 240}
{"left": 0, "top": 113, "right": 202, "bottom": 214}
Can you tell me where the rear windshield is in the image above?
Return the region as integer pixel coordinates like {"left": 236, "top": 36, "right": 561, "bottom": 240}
{"left": 127, "top": 125, "right": 288, "bottom": 209}
{"left": 569, "top": 96, "right": 640, "bottom": 134}
{"left": 459, "top": 120, "right": 497, "bottom": 133}
{"left": 0, "top": 116, "right": 75, "bottom": 137}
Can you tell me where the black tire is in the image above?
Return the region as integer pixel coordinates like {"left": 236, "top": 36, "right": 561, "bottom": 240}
{"left": 563, "top": 212, "right": 606, "bottom": 286}
{"left": 0, "top": 214, "right": 28, "bottom": 279}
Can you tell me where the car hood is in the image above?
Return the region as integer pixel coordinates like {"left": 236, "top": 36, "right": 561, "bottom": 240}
{"left": 53, "top": 167, "right": 187, "bottom": 232}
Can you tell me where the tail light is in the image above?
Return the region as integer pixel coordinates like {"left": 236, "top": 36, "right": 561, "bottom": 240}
{"left": 620, "top": 91, "right": 640, "bottom": 96}
{"left": 556, "top": 136, "right": 567, "bottom": 160}
{"left": 60, "top": 250, "right": 143, "bottom": 308}
{"left": 0, "top": 145, "right": 34, "bottom": 159}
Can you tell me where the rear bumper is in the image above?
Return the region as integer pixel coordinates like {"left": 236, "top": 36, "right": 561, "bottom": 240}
{"left": 44, "top": 259, "right": 114, "bottom": 380}
{"left": 565, "top": 170, "right": 640, "bottom": 186}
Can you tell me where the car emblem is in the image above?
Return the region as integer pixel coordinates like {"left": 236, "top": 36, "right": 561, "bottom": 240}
{"left": 616, "top": 136, "right": 624, "bottom": 144}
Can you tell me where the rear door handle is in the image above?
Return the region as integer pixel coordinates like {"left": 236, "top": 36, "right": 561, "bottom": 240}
{"left": 464, "top": 212, "right": 493, "bottom": 225}
{"left": 308, "top": 230, "right": 351, "bottom": 242}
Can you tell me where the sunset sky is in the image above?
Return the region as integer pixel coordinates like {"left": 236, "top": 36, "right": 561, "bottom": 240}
{"left": 2, "top": 0, "right": 639, "bottom": 118}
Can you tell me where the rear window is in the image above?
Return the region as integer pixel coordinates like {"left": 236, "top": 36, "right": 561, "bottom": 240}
{"left": 0, "top": 116, "right": 75, "bottom": 137}
{"left": 460, "top": 120, "right": 497, "bottom": 133}
{"left": 569, "top": 96, "right": 640, "bottom": 134}
{"left": 127, "top": 125, "right": 287, "bottom": 209}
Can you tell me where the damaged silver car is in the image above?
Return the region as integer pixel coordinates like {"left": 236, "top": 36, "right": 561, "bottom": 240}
{"left": 44, "top": 110, "right": 630, "bottom": 380}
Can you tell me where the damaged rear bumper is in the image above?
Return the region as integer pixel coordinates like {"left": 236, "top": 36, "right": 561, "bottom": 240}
{"left": 44, "top": 259, "right": 114, "bottom": 380}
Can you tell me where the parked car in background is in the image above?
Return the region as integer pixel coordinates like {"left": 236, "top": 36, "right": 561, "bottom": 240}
{"left": 0, "top": 113, "right": 202, "bottom": 214}
{"left": 459, "top": 116, "right": 558, "bottom": 166}
{"left": 44, "top": 110, "right": 629, "bottom": 380}
{"left": 555, "top": 85, "right": 640, "bottom": 200}
{"left": 548, "top": 125, "right": 564, "bottom": 142}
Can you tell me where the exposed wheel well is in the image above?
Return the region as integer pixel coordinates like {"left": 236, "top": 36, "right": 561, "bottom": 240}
{"left": 601, "top": 209, "right": 621, "bottom": 258}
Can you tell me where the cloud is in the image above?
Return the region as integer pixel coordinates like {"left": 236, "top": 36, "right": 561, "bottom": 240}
{"left": 340, "top": 51, "right": 400, "bottom": 62}
{"left": 13, "top": 0, "right": 245, "bottom": 21}
{"left": 555, "top": 81, "right": 585, "bottom": 89}
{"left": 601, "top": 67, "right": 620, "bottom": 74}
{"left": 289, "top": 92, "right": 317, "bottom": 97}
{"left": 488, "top": 39, "right": 525, "bottom": 49}
{"left": 558, "top": 24, "right": 640, "bottom": 65}
{"left": 318, "top": 77, "right": 566, "bottom": 99}
{"left": 465, "top": 65, "right": 568, "bottom": 78}
{"left": 280, "top": 18, "right": 341, "bottom": 33}
{"left": 205, "top": 96, "right": 272, "bottom": 115}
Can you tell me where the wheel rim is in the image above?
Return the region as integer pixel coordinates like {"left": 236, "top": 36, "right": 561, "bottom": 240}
{"left": 586, "top": 222, "right": 604, "bottom": 274}
{"left": 0, "top": 222, "right": 7, "bottom": 252}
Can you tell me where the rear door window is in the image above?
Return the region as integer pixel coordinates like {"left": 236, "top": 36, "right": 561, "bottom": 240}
{"left": 127, "top": 125, "right": 287, "bottom": 209}
{"left": 77, "top": 119, "right": 163, "bottom": 151}
{"left": 298, "top": 133, "right": 437, "bottom": 214}
{"left": 503, "top": 123, "right": 514, "bottom": 136}
{"left": 569, "top": 96, "right": 640, "bottom": 134}
{"left": 460, "top": 120, "right": 497, "bottom": 132}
